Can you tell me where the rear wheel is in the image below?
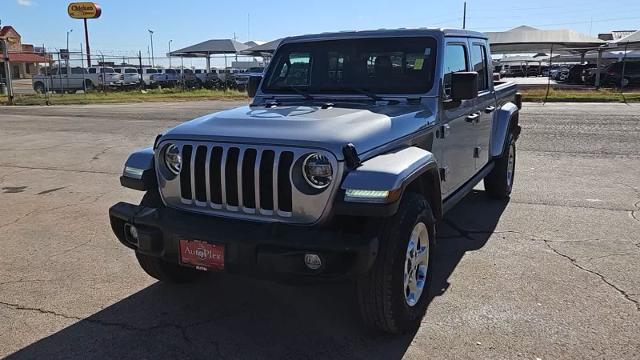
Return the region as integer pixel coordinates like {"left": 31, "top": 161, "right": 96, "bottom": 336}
{"left": 484, "top": 131, "right": 516, "bottom": 199}
{"left": 357, "top": 192, "right": 436, "bottom": 334}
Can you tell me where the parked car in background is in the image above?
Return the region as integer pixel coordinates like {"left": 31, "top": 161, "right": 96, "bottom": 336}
{"left": 234, "top": 67, "right": 265, "bottom": 90}
{"left": 556, "top": 64, "right": 597, "bottom": 84}
{"left": 32, "top": 66, "right": 96, "bottom": 93}
{"left": 601, "top": 61, "right": 640, "bottom": 87}
{"left": 176, "top": 68, "right": 201, "bottom": 88}
{"left": 195, "top": 69, "right": 223, "bottom": 89}
{"left": 114, "top": 67, "right": 141, "bottom": 87}
{"left": 156, "top": 68, "right": 179, "bottom": 87}
{"left": 138, "top": 68, "right": 162, "bottom": 88}
{"left": 88, "top": 66, "right": 122, "bottom": 88}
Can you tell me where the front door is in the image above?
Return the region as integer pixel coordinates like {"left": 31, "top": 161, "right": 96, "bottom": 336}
{"left": 439, "top": 40, "right": 477, "bottom": 196}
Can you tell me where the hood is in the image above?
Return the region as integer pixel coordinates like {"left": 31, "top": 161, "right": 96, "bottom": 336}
{"left": 162, "top": 100, "right": 437, "bottom": 160}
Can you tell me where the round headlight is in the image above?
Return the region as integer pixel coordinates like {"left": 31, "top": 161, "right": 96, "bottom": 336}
{"left": 302, "top": 153, "right": 333, "bottom": 189}
{"left": 164, "top": 144, "right": 182, "bottom": 175}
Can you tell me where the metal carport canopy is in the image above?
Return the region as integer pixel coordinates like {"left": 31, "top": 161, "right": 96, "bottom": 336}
{"left": 240, "top": 38, "right": 283, "bottom": 57}
{"left": 168, "top": 39, "right": 250, "bottom": 71}
{"left": 168, "top": 39, "right": 250, "bottom": 57}
{"left": 485, "top": 26, "right": 605, "bottom": 54}
{"left": 611, "top": 30, "right": 640, "bottom": 49}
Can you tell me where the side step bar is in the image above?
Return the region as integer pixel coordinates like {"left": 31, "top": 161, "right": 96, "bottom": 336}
{"left": 442, "top": 162, "right": 494, "bottom": 214}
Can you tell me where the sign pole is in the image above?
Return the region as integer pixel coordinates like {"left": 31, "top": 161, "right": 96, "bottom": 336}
{"left": 83, "top": 18, "right": 91, "bottom": 66}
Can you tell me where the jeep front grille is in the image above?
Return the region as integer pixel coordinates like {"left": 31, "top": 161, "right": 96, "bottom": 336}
{"left": 157, "top": 141, "right": 340, "bottom": 224}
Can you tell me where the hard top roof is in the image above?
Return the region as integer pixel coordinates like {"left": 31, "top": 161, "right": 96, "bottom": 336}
{"left": 281, "top": 28, "right": 487, "bottom": 44}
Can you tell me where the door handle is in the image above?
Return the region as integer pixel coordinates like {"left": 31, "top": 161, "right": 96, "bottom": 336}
{"left": 466, "top": 112, "right": 479, "bottom": 123}
{"left": 485, "top": 106, "right": 496, "bottom": 113}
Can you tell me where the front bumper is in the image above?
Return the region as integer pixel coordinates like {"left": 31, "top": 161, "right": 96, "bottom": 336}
{"left": 109, "top": 202, "right": 379, "bottom": 279}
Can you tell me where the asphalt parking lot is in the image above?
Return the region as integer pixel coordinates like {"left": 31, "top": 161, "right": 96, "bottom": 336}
{"left": 0, "top": 101, "right": 638, "bottom": 359}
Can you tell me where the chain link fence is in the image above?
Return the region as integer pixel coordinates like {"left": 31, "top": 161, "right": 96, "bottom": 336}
{"left": 5, "top": 48, "right": 263, "bottom": 104}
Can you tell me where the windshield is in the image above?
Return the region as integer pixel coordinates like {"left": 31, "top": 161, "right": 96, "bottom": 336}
{"left": 125, "top": 68, "right": 137, "bottom": 73}
{"left": 263, "top": 37, "right": 437, "bottom": 95}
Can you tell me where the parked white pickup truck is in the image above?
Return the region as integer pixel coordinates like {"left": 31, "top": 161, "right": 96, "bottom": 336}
{"left": 114, "top": 67, "right": 141, "bottom": 87}
{"left": 87, "top": 66, "right": 122, "bottom": 88}
{"left": 32, "top": 67, "right": 97, "bottom": 93}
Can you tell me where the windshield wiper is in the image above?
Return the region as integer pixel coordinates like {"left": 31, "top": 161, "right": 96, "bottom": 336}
{"left": 343, "top": 87, "right": 383, "bottom": 101}
{"left": 278, "top": 85, "right": 314, "bottom": 100}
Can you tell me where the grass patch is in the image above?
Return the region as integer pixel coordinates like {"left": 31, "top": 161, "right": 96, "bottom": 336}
{"left": 521, "top": 88, "right": 640, "bottom": 102}
{"left": 1, "top": 88, "right": 248, "bottom": 106}
{"left": 3, "top": 87, "right": 640, "bottom": 105}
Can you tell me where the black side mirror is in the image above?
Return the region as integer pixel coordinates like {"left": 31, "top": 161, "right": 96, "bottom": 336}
{"left": 451, "top": 72, "right": 478, "bottom": 101}
{"left": 247, "top": 75, "right": 262, "bottom": 98}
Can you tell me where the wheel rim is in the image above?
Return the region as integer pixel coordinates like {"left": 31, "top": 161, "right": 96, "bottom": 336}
{"left": 506, "top": 140, "right": 515, "bottom": 188}
{"left": 404, "top": 222, "right": 429, "bottom": 307}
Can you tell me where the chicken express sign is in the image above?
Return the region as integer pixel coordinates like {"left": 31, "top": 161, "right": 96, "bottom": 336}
{"left": 67, "top": 2, "right": 102, "bottom": 19}
{"left": 68, "top": 2, "right": 101, "bottom": 66}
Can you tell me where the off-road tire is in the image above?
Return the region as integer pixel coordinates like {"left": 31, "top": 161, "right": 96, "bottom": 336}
{"left": 357, "top": 192, "right": 436, "bottom": 334}
{"left": 484, "top": 131, "right": 516, "bottom": 199}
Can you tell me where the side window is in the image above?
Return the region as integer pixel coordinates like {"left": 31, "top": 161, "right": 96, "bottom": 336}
{"left": 70, "top": 67, "right": 85, "bottom": 75}
{"left": 443, "top": 44, "right": 468, "bottom": 97}
{"left": 471, "top": 44, "right": 489, "bottom": 91}
{"left": 88, "top": 68, "right": 96, "bottom": 74}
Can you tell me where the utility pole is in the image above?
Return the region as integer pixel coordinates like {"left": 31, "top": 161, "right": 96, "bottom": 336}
{"left": 83, "top": 18, "right": 91, "bottom": 66}
{"left": 66, "top": 29, "right": 73, "bottom": 68}
{"left": 1, "top": 39, "right": 14, "bottom": 105}
{"left": 148, "top": 29, "right": 155, "bottom": 67}
{"left": 168, "top": 39, "right": 173, "bottom": 68}
{"left": 462, "top": 2, "right": 467, "bottom": 29}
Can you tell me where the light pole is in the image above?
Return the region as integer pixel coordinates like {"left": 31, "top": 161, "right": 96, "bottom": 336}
{"left": 66, "top": 29, "right": 73, "bottom": 68}
{"left": 168, "top": 39, "right": 173, "bottom": 69}
{"left": 148, "top": 29, "right": 155, "bottom": 67}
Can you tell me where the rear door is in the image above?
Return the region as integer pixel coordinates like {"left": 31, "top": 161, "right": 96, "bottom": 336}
{"left": 439, "top": 40, "right": 477, "bottom": 196}
{"left": 468, "top": 40, "right": 495, "bottom": 170}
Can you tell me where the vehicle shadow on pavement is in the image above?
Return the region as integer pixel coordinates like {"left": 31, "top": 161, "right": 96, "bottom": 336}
{"left": 7, "top": 190, "right": 507, "bottom": 360}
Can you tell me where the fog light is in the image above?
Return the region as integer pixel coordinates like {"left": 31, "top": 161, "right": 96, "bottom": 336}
{"left": 304, "top": 253, "right": 322, "bottom": 270}
{"left": 128, "top": 225, "right": 139, "bottom": 240}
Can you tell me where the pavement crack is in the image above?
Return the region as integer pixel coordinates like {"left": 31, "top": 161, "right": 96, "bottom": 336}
{"left": 0, "top": 163, "right": 118, "bottom": 175}
{"left": 542, "top": 241, "right": 640, "bottom": 312}
{"left": 441, "top": 221, "right": 639, "bottom": 311}
{"left": 0, "top": 301, "right": 83, "bottom": 321}
{"left": 90, "top": 146, "right": 117, "bottom": 162}
{"left": 0, "top": 299, "right": 246, "bottom": 346}
{"left": 0, "top": 279, "right": 50, "bottom": 286}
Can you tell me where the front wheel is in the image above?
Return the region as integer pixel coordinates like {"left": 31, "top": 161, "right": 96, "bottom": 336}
{"left": 484, "top": 132, "right": 516, "bottom": 199}
{"left": 357, "top": 192, "right": 436, "bottom": 334}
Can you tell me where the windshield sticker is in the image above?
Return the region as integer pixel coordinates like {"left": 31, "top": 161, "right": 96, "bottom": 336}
{"left": 414, "top": 58, "right": 424, "bottom": 70}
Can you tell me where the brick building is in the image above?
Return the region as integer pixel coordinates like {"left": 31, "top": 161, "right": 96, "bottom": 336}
{"left": 0, "top": 26, "right": 50, "bottom": 80}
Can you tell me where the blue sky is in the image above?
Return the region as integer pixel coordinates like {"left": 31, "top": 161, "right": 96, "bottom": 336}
{"left": 1, "top": 0, "right": 639, "bottom": 67}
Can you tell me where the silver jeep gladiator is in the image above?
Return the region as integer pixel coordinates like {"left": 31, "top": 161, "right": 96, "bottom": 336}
{"left": 109, "top": 28, "right": 521, "bottom": 334}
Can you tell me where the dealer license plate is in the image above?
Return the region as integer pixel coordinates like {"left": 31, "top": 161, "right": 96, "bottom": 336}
{"left": 179, "top": 240, "right": 224, "bottom": 271}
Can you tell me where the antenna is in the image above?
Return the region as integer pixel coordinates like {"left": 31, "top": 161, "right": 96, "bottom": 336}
{"left": 462, "top": 2, "right": 467, "bottom": 29}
